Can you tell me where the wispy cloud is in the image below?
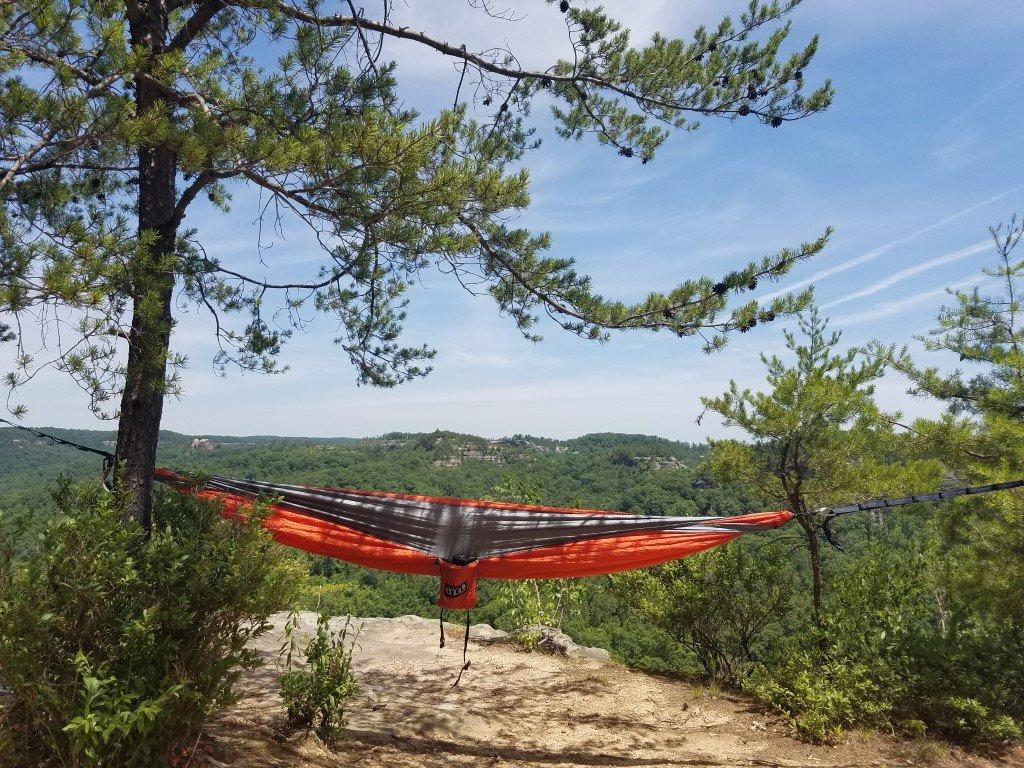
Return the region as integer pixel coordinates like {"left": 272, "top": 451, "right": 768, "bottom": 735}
{"left": 760, "top": 191, "right": 1014, "bottom": 302}
{"left": 932, "top": 67, "right": 1024, "bottom": 168}
{"left": 822, "top": 239, "right": 990, "bottom": 310}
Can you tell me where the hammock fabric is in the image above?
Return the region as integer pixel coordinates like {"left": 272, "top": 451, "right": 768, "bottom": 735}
{"left": 155, "top": 469, "right": 791, "bottom": 609}
{"left": 9, "top": 419, "right": 1024, "bottom": 617}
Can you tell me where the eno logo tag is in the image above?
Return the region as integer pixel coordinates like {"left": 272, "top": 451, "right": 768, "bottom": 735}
{"left": 444, "top": 581, "right": 469, "bottom": 598}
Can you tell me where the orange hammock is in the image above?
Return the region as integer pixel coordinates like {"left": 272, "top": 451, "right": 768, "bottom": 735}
{"left": 156, "top": 469, "right": 790, "bottom": 610}
{"left": 8, "top": 422, "right": 1019, "bottom": 615}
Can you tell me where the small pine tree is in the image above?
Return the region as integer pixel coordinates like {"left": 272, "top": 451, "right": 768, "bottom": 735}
{"left": 700, "top": 306, "right": 942, "bottom": 614}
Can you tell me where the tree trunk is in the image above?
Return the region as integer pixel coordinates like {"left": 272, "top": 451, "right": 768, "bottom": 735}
{"left": 116, "top": 0, "right": 177, "bottom": 530}
{"left": 795, "top": 514, "right": 823, "bottom": 617}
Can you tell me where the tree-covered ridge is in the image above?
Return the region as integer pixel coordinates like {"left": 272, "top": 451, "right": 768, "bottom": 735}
{"left": 0, "top": 427, "right": 723, "bottom": 508}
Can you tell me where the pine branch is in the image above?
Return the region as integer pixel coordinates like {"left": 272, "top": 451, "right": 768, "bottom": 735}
{"left": 242, "top": 0, "right": 825, "bottom": 123}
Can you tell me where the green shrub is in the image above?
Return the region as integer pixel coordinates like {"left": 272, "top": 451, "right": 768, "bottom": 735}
{"left": 744, "top": 543, "right": 1023, "bottom": 746}
{"left": 0, "top": 483, "right": 302, "bottom": 767}
{"left": 743, "top": 545, "right": 922, "bottom": 742}
{"left": 745, "top": 654, "right": 895, "bottom": 742}
{"left": 617, "top": 538, "right": 795, "bottom": 683}
{"left": 918, "top": 696, "right": 1021, "bottom": 746}
{"left": 278, "top": 613, "right": 359, "bottom": 743}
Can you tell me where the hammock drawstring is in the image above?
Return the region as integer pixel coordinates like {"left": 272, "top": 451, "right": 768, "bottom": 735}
{"left": 451, "top": 610, "right": 472, "bottom": 688}
{"left": 437, "top": 608, "right": 471, "bottom": 687}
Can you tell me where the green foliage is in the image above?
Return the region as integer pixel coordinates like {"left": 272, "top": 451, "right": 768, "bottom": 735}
{"left": 680, "top": 287, "right": 1024, "bottom": 747}
{"left": 743, "top": 542, "right": 1022, "bottom": 746}
{"left": 897, "top": 217, "right": 1024, "bottom": 619}
{"left": 0, "top": 484, "right": 302, "bottom": 767}
{"left": 893, "top": 217, "right": 1024, "bottom": 745}
{"left": 744, "top": 543, "right": 922, "bottom": 741}
{"left": 746, "top": 657, "right": 884, "bottom": 743}
{"left": 277, "top": 613, "right": 359, "bottom": 744}
{"left": 701, "top": 306, "right": 943, "bottom": 612}
{"left": 497, "top": 579, "right": 585, "bottom": 640}
{"left": 60, "top": 652, "right": 182, "bottom": 768}
{"left": 619, "top": 538, "right": 795, "bottom": 683}
{"left": 1, "top": 0, "right": 833, "bottom": 417}
{"left": 916, "top": 697, "right": 1021, "bottom": 747}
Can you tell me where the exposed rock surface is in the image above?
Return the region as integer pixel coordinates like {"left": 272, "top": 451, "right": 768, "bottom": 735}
{"left": 201, "top": 612, "right": 1022, "bottom": 768}
{"left": 514, "top": 624, "right": 612, "bottom": 661}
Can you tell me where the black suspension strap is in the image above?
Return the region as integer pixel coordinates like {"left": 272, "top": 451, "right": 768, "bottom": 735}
{"left": 0, "top": 418, "right": 115, "bottom": 489}
{"left": 824, "top": 478, "right": 1024, "bottom": 516}
{"left": 819, "top": 478, "right": 1024, "bottom": 549}
{"left": 439, "top": 607, "right": 446, "bottom": 649}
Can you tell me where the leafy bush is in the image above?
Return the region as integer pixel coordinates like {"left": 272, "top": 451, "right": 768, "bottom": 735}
{"left": 494, "top": 578, "right": 584, "bottom": 636}
{"left": 746, "top": 652, "right": 896, "bottom": 742}
{"left": 744, "top": 543, "right": 1022, "bottom": 746}
{"left": 0, "top": 483, "right": 302, "bottom": 767}
{"left": 917, "top": 697, "right": 1020, "bottom": 746}
{"left": 908, "top": 612, "right": 1024, "bottom": 745}
{"left": 278, "top": 613, "right": 359, "bottom": 743}
{"left": 619, "top": 538, "right": 796, "bottom": 683}
{"left": 743, "top": 544, "right": 923, "bottom": 741}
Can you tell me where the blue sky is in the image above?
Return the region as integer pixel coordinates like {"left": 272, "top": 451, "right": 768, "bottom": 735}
{"left": 14, "top": 0, "right": 1024, "bottom": 440}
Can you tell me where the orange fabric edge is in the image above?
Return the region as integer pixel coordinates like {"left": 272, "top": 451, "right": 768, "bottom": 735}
{"left": 478, "top": 509, "right": 794, "bottom": 579}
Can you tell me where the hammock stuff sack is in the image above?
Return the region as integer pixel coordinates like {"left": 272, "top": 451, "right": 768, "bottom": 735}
{"left": 156, "top": 469, "right": 791, "bottom": 609}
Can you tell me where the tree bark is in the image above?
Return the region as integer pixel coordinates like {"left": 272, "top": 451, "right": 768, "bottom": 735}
{"left": 795, "top": 513, "right": 823, "bottom": 617}
{"left": 116, "top": 0, "right": 177, "bottom": 530}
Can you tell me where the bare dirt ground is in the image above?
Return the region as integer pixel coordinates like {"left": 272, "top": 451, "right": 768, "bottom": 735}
{"left": 201, "top": 613, "right": 1024, "bottom": 768}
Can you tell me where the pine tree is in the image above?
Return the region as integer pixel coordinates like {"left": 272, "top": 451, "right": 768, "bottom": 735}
{"left": 700, "top": 307, "right": 941, "bottom": 614}
{"left": 897, "top": 216, "right": 1024, "bottom": 619}
{"left": 1, "top": 0, "right": 833, "bottom": 526}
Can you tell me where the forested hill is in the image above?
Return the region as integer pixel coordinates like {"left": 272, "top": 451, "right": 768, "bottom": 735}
{"left": 0, "top": 426, "right": 723, "bottom": 534}
{"left": 0, "top": 426, "right": 363, "bottom": 475}
{"left": 0, "top": 426, "right": 706, "bottom": 488}
{"left": 0, "top": 421, "right": 731, "bottom": 560}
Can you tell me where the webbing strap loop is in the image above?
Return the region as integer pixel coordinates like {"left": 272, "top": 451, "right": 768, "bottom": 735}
{"left": 102, "top": 454, "right": 115, "bottom": 492}
{"left": 1, "top": 418, "right": 115, "bottom": 490}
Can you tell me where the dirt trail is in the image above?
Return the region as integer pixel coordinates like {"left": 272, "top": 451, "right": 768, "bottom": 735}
{"left": 202, "top": 613, "right": 1022, "bottom": 768}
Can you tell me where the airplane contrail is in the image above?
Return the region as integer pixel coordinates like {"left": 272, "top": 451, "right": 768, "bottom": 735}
{"left": 760, "top": 189, "right": 1015, "bottom": 302}
{"left": 822, "top": 239, "right": 990, "bottom": 310}
{"left": 833, "top": 273, "right": 990, "bottom": 327}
